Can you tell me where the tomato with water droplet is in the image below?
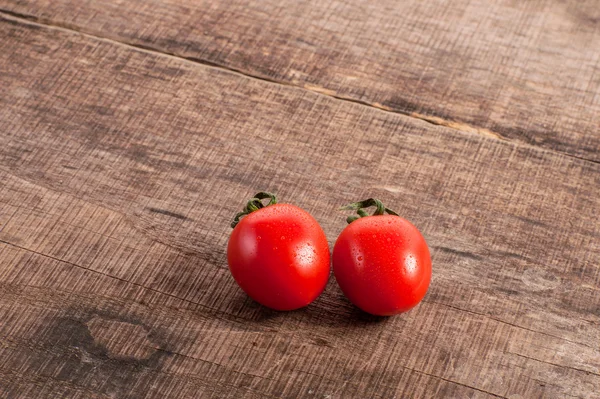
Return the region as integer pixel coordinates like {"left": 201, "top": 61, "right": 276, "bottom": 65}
{"left": 228, "top": 192, "right": 330, "bottom": 311}
{"left": 333, "top": 198, "right": 431, "bottom": 316}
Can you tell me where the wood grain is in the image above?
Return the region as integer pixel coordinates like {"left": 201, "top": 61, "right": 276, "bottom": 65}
{"left": 1, "top": 0, "right": 600, "bottom": 162}
{"left": 0, "top": 14, "right": 599, "bottom": 399}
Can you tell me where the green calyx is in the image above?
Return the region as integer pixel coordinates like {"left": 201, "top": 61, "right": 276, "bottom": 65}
{"left": 340, "top": 198, "right": 398, "bottom": 224}
{"left": 231, "top": 192, "right": 277, "bottom": 228}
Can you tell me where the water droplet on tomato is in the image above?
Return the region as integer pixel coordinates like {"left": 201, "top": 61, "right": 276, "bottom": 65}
{"left": 357, "top": 256, "right": 363, "bottom": 261}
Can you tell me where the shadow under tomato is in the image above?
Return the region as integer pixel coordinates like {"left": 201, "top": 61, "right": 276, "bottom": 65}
{"left": 347, "top": 306, "right": 391, "bottom": 324}
{"left": 223, "top": 275, "right": 394, "bottom": 326}
{"left": 225, "top": 291, "right": 296, "bottom": 323}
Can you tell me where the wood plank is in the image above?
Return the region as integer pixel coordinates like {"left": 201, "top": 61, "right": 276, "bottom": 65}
{"left": 1, "top": 15, "right": 600, "bottom": 398}
{"left": 1, "top": 1, "right": 600, "bottom": 161}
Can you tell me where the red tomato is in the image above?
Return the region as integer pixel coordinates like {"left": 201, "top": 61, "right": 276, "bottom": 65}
{"left": 227, "top": 195, "right": 330, "bottom": 311}
{"left": 333, "top": 201, "right": 431, "bottom": 316}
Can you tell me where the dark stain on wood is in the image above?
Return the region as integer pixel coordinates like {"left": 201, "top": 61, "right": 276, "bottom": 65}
{"left": 39, "top": 311, "right": 171, "bottom": 399}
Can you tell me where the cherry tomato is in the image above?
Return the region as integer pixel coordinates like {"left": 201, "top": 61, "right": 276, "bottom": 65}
{"left": 227, "top": 192, "right": 330, "bottom": 311}
{"left": 333, "top": 199, "right": 431, "bottom": 316}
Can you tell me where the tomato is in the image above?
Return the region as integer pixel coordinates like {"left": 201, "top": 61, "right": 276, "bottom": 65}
{"left": 333, "top": 199, "right": 431, "bottom": 316}
{"left": 227, "top": 192, "right": 330, "bottom": 311}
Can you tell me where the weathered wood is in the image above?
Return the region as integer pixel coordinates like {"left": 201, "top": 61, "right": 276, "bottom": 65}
{"left": 0, "top": 14, "right": 599, "bottom": 399}
{"left": 1, "top": 1, "right": 600, "bottom": 162}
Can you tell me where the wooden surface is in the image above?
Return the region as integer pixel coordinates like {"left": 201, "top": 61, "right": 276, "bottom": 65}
{"left": 2, "top": 0, "right": 600, "bottom": 162}
{"left": 0, "top": 2, "right": 599, "bottom": 399}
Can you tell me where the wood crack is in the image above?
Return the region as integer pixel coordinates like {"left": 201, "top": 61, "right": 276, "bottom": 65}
{"left": 0, "top": 239, "right": 247, "bottom": 326}
{"left": 1, "top": 10, "right": 599, "bottom": 167}
{"left": 0, "top": 167, "right": 207, "bottom": 260}
{"left": 507, "top": 351, "right": 600, "bottom": 377}
{"left": 428, "top": 300, "right": 597, "bottom": 350}
{"left": 398, "top": 364, "right": 508, "bottom": 399}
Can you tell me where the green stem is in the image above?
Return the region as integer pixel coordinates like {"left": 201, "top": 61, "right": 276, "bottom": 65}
{"left": 340, "top": 198, "right": 398, "bottom": 224}
{"left": 231, "top": 192, "right": 277, "bottom": 228}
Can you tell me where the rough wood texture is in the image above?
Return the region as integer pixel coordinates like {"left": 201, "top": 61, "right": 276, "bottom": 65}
{"left": 0, "top": 12, "right": 599, "bottom": 399}
{"left": 1, "top": 0, "right": 600, "bottom": 162}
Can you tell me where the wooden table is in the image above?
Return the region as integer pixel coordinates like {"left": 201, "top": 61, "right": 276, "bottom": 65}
{"left": 1, "top": 1, "right": 599, "bottom": 398}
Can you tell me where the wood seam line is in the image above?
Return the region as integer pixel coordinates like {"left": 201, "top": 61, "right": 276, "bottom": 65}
{"left": 1, "top": 10, "right": 599, "bottom": 167}
{"left": 426, "top": 301, "right": 598, "bottom": 350}
{"left": 0, "top": 239, "right": 250, "bottom": 325}
{"left": 506, "top": 352, "right": 600, "bottom": 377}
{"left": 0, "top": 166, "right": 210, "bottom": 262}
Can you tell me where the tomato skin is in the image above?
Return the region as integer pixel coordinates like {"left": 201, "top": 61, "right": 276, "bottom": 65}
{"left": 333, "top": 215, "right": 431, "bottom": 316}
{"left": 227, "top": 203, "right": 330, "bottom": 311}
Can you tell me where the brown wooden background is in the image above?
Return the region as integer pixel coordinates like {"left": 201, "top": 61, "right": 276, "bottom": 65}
{"left": 0, "top": 1, "right": 599, "bottom": 398}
